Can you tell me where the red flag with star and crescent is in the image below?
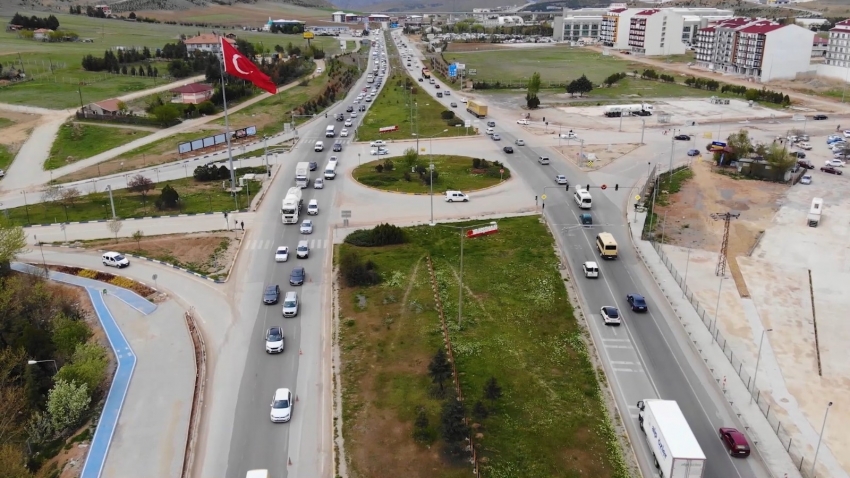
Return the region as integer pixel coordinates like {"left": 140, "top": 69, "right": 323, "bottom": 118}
{"left": 220, "top": 37, "right": 277, "bottom": 95}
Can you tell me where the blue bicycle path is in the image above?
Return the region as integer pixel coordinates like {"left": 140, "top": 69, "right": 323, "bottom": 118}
{"left": 13, "top": 263, "right": 154, "bottom": 478}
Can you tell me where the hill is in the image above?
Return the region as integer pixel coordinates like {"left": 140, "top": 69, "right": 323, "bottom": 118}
{"left": 0, "top": 0, "right": 333, "bottom": 16}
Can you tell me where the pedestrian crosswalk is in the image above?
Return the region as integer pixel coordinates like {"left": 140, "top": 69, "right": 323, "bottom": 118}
{"left": 244, "top": 239, "right": 328, "bottom": 251}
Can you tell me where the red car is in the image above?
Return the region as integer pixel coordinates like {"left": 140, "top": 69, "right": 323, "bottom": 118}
{"left": 821, "top": 166, "right": 843, "bottom": 175}
{"left": 719, "top": 427, "right": 751, "bottom": 457}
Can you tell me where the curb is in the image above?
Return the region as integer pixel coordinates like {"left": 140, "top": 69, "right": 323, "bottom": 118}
{"left": 24, "top": 211, "right": 245, "bottom": 229}
{"left": 96, "top": 249, "right": 224, "bottom": 284}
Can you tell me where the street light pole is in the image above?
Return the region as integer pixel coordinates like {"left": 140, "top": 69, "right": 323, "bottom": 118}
{"left": 106, "top": 185, "right": 116, "bottom": 219}
{"left": 27, "top": 359, "right": 58, "bottom": 373}
{"left": 668, "top": 135, "right": 675, "bottom": 183}
{"left": 811, "top": 401, "right": 834, "bottom": 477}
{"left": 20, "top": 190, "right": 31, "bottom": 225}
{"left": 750, "top": 328, "right": 772, "bottom": 403}
{"left": 439, "top": 221, "right": 496, "bottom": 327}
{"left": 429, "top": 163, "right": 434, "bottom": 225}
{"left": 641, "top": 119, "right": 646, "bottom": 145}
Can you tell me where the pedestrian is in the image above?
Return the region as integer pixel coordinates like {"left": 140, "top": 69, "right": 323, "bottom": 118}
{"left": 542, "top": 202, "right": 545, "bottom": 210}
{"left": 240, "top": 221, "right": 244, "bottom": 231}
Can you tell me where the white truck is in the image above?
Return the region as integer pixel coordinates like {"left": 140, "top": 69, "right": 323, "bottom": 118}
{"left": 807, "top": 197, "right": 823, "bottom": 227}
{"left": 603, "top": 103, "right": 654, "bottom": 117}
{"left": 281, "top": 187, "right": 303, "bottom": 224}
{"left": 295, "top": 161, "right": 310, "bottom": 189}
{"left": 636, "top": 399, "right": 706, "bottom": 478}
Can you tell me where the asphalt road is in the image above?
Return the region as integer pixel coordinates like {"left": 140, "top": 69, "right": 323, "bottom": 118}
{"left": 389, "top": 29, "right": 772, "bottom": 478}
{"left": 224, "top": 34, "right": 388, "bottom": 478}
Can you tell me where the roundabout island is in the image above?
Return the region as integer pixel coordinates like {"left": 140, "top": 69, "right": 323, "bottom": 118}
{"left": 351, "top": 153, "right": 511, "bottom": 194}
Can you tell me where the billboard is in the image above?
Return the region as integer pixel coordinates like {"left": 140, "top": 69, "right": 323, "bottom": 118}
{"left": 303, "top": 32, "right": 314, "bottom": 39}
{"left": 177, "top": 126, "right": 257, "bottom": 155}
{"left": 390, "top": 22, "right": 398, "bottom": 28}
{"left": 448, "top": 63, "right": 457, "bottom": 78}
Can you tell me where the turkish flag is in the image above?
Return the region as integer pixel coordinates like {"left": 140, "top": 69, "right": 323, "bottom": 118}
{"left": 220, "top": 37, "right": 277, "bottom": 94}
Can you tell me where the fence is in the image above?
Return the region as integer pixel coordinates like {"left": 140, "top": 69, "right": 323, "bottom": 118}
{"left": 648, "top": 240, "right": 819, "bottom": 477}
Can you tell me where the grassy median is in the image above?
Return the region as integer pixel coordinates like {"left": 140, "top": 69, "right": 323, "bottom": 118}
{"left": 338, "top": 216, "right": 630, "bottom": 478}
{"left": 352, "top": 154, "right": 509, "bottom": 193}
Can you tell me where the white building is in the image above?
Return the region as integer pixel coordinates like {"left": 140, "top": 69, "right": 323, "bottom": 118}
{"left": 553, "top": 7, "right": 609, "bottom": 42}
{"left": 627, "top": 9, "right": 687, "bottom": 56}
{"left": 818, "top": 19, "right": 850, "bottom": 82}
{"left": 695, "top": 18, "right": 814, "bottom": 82}
{"left": 482, "top": 16, "right": 525, "bottom": 27}
{"left": 331, "top": 11, "right": 361, "bottom": 23}
{"left": 184, "top": 33, "right": 236, "bottom": 54}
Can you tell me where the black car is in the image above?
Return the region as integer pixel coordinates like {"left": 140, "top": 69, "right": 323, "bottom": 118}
{"left": 346, "top": 106, "right": 354, "bottom": 112}
{"left": 335, "top": 113, "right": 344, "bottom": 121}
{"left": 813, "top": 114, "right": 828, "bottom": 120}
{"left": 503, "top": 146, "right": 514, "bottom": 154}
{"left": 792, "top": 151, "right": 806, "bottom": 159}
{"left": 626, "top": 293, "right": 648, "bottom": 312}
{"left": 308, "top": 161, "right": 318, "bottom": 171}
{"left": 797, "top": 160, "right": 814, "bottom": 169}
{"left": 418, "top": 78, "right": 423, "bottom": 82}
{"left": 333, "top": 142, "right": 343, "bottom": 152}
{"left": 487, "top": 121, "right": 496, "bottom": 127}
{"left": 359, "top": 105, "right": 366, "bottom": 112}
{"left": 674, "top": 134, "right": 691, "bottom": 141}
{"left": 289, "top": 267, "right": 305, "bottom": 286}
{"left": 263, "top": 285, "right": 280, "bottom": 304}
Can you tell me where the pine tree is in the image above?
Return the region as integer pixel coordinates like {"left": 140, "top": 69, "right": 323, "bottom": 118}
{"left": 428, "top": 348, "right": 452, "bottom": 391}
{"left": 483, "top": 377, "right": 502, "bottom": 401}
{"left": 440, "top": 398, "right": 469, "bottom": 445}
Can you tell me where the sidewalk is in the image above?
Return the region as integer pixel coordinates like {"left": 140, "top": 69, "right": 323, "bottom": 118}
{"left": 28, "top": 211, "right": 255, "bottom": 243}
{"left": 625, "top": 208, "right": 813, "bottom": 478}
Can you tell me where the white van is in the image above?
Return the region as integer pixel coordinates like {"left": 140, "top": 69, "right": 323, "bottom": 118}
{"left": 324, "top": 160, "right": 338, "bottom": 179}
{"left": 325, "top": 125, "right": 335, "bottom": 138}
{"left": 296, "top": 240, "right": 310, "bottom": 259}
{"left": 445, "top": 191, "right": 469, "bottom": 202}
{"left": 282, "top": 291, "right": 299, "bottom": 318}
{"left": 314, "top": 141, "right": 324, "bottom": 152}
{"left": 573, "top": 189, "right": 592, "bottom": 209}
{"left": 246, "top": 471, "right": 269, "bottom": 478}
{"left": 102, "top": 251, "right": 130, "bottom": 268}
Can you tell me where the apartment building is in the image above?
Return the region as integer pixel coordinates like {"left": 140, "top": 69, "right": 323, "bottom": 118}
{"left": 695, "top": 18, "right": 814, "bottom": 82}
{"left": 817, "top": 19, "right": 850, "bottom": 82}
{"left": 593, "top": 7, "right": 731, "bottom": 52}
{"left": 627, "top": 9, "right": 687, "bottom": 56}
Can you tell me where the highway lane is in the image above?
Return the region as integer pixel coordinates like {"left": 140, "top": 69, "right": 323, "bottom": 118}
{"left": 224, "top": 34, "right": 388, "bottom": 478}
{"left": 389, "top": 21, "right": 774, "bottom": 472}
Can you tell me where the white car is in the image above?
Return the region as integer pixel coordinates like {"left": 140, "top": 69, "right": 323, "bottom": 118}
{"left": 307, "top": 199, "right": 319, "bottom": 215}
{"left": 344, "top": 119, "right": 353, "bottom": 127}
{"left": 314, "top": 178, "right": 324, "bottom": 189}
{"left": 800, "top": 174, "right": 812, "bottom": 185}
{"left": 350, "top": 112, "right": 358, "bottom": 118}
{"left": 265, "top": 326, "right": 284, "bottom": 353}
{"left": 370, "top": 140, "right": 387, "bottom": 147}
{"left": 316, "top": 68, "right": 323, "bottom": 74}
{"left": 300, "top": 219, "right": 314, "bottom": 234}
{"left": 460, "top": 97, "right": 468, "bottom": 103}
{"left": 274, "top": 247, "right": 289, "bottom": 262}
{"left": 485, "top": 128, "right": 494, "bottom": 135}
{"left": 555, "top": 175, "right": 568, "bottom": 185}
{"left": 831, "top": 143, "right": 847, "bottom": 152}
{"left": 844, "top": 130, "right": 850, "bottom": 138}
{"left": 559, "top": 132, "right": 578, "bottom": 139}
{"left": 270, "top": 388, "right": 293, "bottom": 422}
{"left": 370, "top": 148, "right": 389, "bottom": 156}
{"left": 517, "top": 119, "right": 530, "bottom": 125}
{"left": 797, "top": 142, "right": 812, "bottom": 150}
{"left": 515, "top": 139, "right": 525, "bottom": 146}
{"left": 340, "top": 128, "right": 349, "bottom": 137}
{"left": 825, "top": 159, "right": 846, "bottom": 167}
{"left": 600, "top": 306, "right": 622, "bottom": 326}
{"left": 582, "top": 261, "right": 599, "bottom": 278}
{"left": 0, "top": 169, "right": 5, "bottom": 177}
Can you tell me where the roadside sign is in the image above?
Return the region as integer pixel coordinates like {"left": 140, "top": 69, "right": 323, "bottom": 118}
{"left": 469, "top": 69, "right": 477, "bottom": 75}
{"left": 541, "top": 194, "right": 547, "bottom": 200}
{"left": 303, "top": 32, "right": 314, "bottom": 40}
{"left": 500, "top": 169, "right": 504, "bottom": 174}
{"left": 448, "top": 63, "right": 457, "bottom": 78}
{"left": 635, "top": 195, "right": 641, "bottom": 201}
{"left": 456, "top": 63, "right": 465, "bottom": 71}
{"left": 341, "top": 210, "right": 351, "bottom": 218}
{"left": 464, "top": 120, "right": 471, "bottom": 128}
{"left": 601, "top": 184, "right": 607, "bottom": 190}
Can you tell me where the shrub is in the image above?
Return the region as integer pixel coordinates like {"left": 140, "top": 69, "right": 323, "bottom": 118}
{"left": 375, "top": 164, "right": 384, "bottom": 173}
{"left": 155, "top": 184, "right": 180, "bottom": 210}
{"left": 343, "top": 223, "right": 407, "bottom": 247}
{"left": 382, "top": 159, "right": 394, "bottom": 171}
{"left": 446, "top": 117, "right": 464, "bottom": 127}
{"left": 440, "top": 110, "right": 455, "bottom": 120}
{"left": 77, "top": 269, "right": 98, "bottom": 279}
{"left": 339, "top": 250, "right": 380, "bottom": 287}
{"left": 472, "top": 158, "right": 481, "bottom": 169}
{"left": 403, "top": 171, "right": 412, "bottom": 181}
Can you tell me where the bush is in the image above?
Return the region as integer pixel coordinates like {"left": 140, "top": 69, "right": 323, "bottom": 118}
{"left": 339, "top": 250, "right": 380, "bottom": 287}
{"left": 440, "top": 110, "right": 455, "bottom": 120}
{"left": 446, "top": 117, "right": 464, "bottom": 127}
{"left": 155, "top": 184, "right": 179, "bottom": 210}
{"left": 197, "top": 101, "right": 216, "bottom": 115}
{"left": 375, "top": 164, "right": 384, "bottom": 173}
{"left": 343, "top": 223, "right": 407, "bottom": 247}
{"left": 472, "top": 158, "right": 481, "bottom": 169}
{"left": 382, "top": 159, "right": 394, "bottom": 171}
{"left": 403, "top": 171, "right": 412, "bottom": 182}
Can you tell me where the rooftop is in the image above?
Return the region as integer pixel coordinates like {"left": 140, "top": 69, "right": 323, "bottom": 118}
{"left": 171, "top": 82, "right": 213, "bottom": 94}
{"left": 184, "top": 33, "right": 236, "bottom": 45}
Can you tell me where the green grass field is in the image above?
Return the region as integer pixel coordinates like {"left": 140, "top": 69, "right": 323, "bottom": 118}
{"left": 443, "top": 46, "right": 630, "bottom": 86}
{"left": 46, "top": 123, "right": 152, "bottom": 170}
{"left": 353, "top": 154, "right": 508, "bottom": 193}
{"left": 339, "top": 216, "right": 630, "bottom": 478}
{"left": 0, "top": 12, "right": 339, "bottom": 108}
{"left": 0, "top": 144, "right": 13, "bottom": 172}
{"left": 0, "top": 117, "right": 14, "bottom": 128}
{"left": 5, "top": 166, "right": 264, "bottom": 226}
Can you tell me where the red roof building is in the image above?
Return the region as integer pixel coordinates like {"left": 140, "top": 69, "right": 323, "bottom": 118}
{"left": 826, "top": 19, "right": 850, "bottom": 68}
{"left": 170, "top": 83, "right": 214, "bottom": 104}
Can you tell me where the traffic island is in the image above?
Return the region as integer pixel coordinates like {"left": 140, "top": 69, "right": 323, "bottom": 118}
{"left": 351, "top": 154, "right": 510, "bottom": 194}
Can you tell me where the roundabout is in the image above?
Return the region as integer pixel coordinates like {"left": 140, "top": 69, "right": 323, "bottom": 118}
{"left": 351, "top": 153, "right": 510, "bottom": 194}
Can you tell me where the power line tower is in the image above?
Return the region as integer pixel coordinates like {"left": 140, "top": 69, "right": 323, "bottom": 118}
{"left": 710, "top": 212, "right": 740, "bottom": 277}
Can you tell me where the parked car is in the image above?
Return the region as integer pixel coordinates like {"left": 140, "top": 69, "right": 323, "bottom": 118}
{"left": 800, "top": 174, "right": 812, "bottom": 185}
{"left": 274, "top": 247, "right": 289, "bottom": 262}
{"left": 821, "top": 166, "right": 843, "bottom": 175}
{"left": 719, "top": 428, "right": 751, "bottom": 458}
{"left": 600, "top": 306, "right": 621, "bottom": 326}
{"left": 503, "top": 146, "right": 514, "bottom": 154}
{"left": 813, "top": 114, "right": 828, "bottom": 120}
{"left": 626, "top": 293, "right": 648, "bottom": 312}
{"left": 687, "top": 149, "right": 700, "bottom": 157}
{"left": 263, "top": 285, "right": 280, "bottom": 304}
{"left": 674, "top": 134, "right": 691, "bottom": 141}
{"left": 792, "top": 151, "right": 806, "bottom": 159}
{"left": 517, "top": 119, "right": 530, "bottom": 125}
{"left": 825, "top": 159, "right": 846, "bottom": 167}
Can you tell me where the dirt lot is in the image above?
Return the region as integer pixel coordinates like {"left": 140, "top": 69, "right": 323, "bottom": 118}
{"left": 653, "top": 159, "right": 787, "bottom": 296}
{"left": 83, "top": 231, "right": 242, "bottom": 278}
{"left": 554, "top": 142, "right": 640, "bottom": 171}
{"left": 136, "top": 1, "right": 338, "bottom": 26}
{"left": 0, "top": 110, "right": 40, "bottom": 151}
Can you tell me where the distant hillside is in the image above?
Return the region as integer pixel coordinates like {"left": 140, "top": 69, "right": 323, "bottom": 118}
{"left": 332, "top": 0, "right": 604, "bottom": 13}
{"left": 0, "top": 0, "right": 332, "bottom": 15}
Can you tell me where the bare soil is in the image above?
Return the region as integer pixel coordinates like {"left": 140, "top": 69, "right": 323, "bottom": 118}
{"left": 135, "top": 1, "right": 337, "bottom": 26}
{"left": 0, "top": 110, "right": 40, "bottom": 152}
{"left": 653, "top": 159, "right": 787, "bottom": 297}
{"left": 83, "top": 231, "right": 242, "bottom": 277}
{"left": 445, "top": 43, "right": 511, "bottom": 53}
{"left": 555, "top": 142, "right": 640, "bottom": 171}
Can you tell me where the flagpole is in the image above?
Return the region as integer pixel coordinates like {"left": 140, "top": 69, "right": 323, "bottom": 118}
{"left": 219, "top": 39, "right": 239, "bottom": 211}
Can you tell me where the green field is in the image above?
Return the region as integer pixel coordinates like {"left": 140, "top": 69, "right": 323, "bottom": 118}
{"left": 353, "top": 154, "right": 508, "bottom": 193}
{"left": 0, "top": 12, "right": 339, "bottom": 108}
{"left": 0, "top": 117, "right": 14, "bottom": 128}
{"left": 339, "top": 216, "right": 630, "bottom": 478}
{"left": 5, "top": 166, "right": 264, "bottom": 226}
{"left": 0, "top": 144, "right": 13, "bottom": 172}
{"left": 46, "top": 123, "right": 152, "bottom": 170}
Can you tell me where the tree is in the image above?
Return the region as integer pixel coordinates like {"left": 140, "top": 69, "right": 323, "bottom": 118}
{"left": 566, "top": 79, "right": 579, "bottom": 97}
{"left": 412, "top": 406, "right": 433, "bottom": 444}
{"left": 472, "top": 400, "right": 489, "bottom": 420}
{"left": 573, "top": 74, "right": 593, "bottom": 97}
{"left": 0, "top": 348, "right": 28, "bottom": 445}
{"left": 132, "top": 230, "right": 144, "bottom": 250}
{"left": 156, "top": 184, "right": 180, "bottom": 210}
{"left": 59, "top": 187, "right": 81, "bottom": 209}
{"left": 483, "top": 376, "right": 502, "bottom": 401}
{"left": 403, "top": 147, "right": 419, "bottom": 170}
{"left": 0, "top": 219, "right": 28, "bottom": 274}
{"left": 440, "top": 397, "right": 469, "bottom": 447}
{"left": 127, "top": 174, "right": 154, "bottom": 198}
{"left": 41, "top": 185, "right": 62, "bottom": 204}
{"left": 46, "top": 378, "right": 90, "bottom": 433}
{"left": 0, "top": 444, "right": 30, "bottom": 478}
{"left": 527, "top": 71, "right": 541, "bottom": 96}
{"left": 56, "top": 343, "right": 108, "bottom": 393}
{"left": 726, "top": 129, "right": 753, "bottom": 161}
{"left": 526, "top": 92, "right": 540, "bottom": 109}
{"left": 116, "top": 100, "right": 128, "bottom": 114}
{"left": 152, "top": 104, "right": 180, "bottom": 126}
{"left": 106, "top": 217, "right": 123, "bottom": 242}
{"left": 128, "top": 11, "right": 136, "bottom": 19}
{"left": 764, "top": 142, "right": 796, "bottom": 174}
{"left": 52, "top": 313, "right": 92, "bottom": 360}
{"left": 427, "top": 348, "right": 452, "bottom": 392}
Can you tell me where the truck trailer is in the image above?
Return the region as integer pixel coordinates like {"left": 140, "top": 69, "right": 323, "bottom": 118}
{"left": 636, "top": 399, "right": 706, "bottom": 478}
{"left": 421, "top": 67, "right": 431, "bottom": 79}
{"left": 603, "top": 103, "right": 654, "bottom": 117}
{"left": 295, "top": 161, "right": 310, "bottom": 189}
{"left": 281, "top": 187, "right": 303, "bottom": 224}
{"left": 467, "top": 100, "right": 488, "bottom": 119}
{"left": 807, "top": 197, "right": 823, "bottom": 227}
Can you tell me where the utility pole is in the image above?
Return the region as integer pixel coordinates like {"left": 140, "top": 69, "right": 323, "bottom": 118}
{"left": 710, "top": 212, "right": 740, "bottom": 276}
